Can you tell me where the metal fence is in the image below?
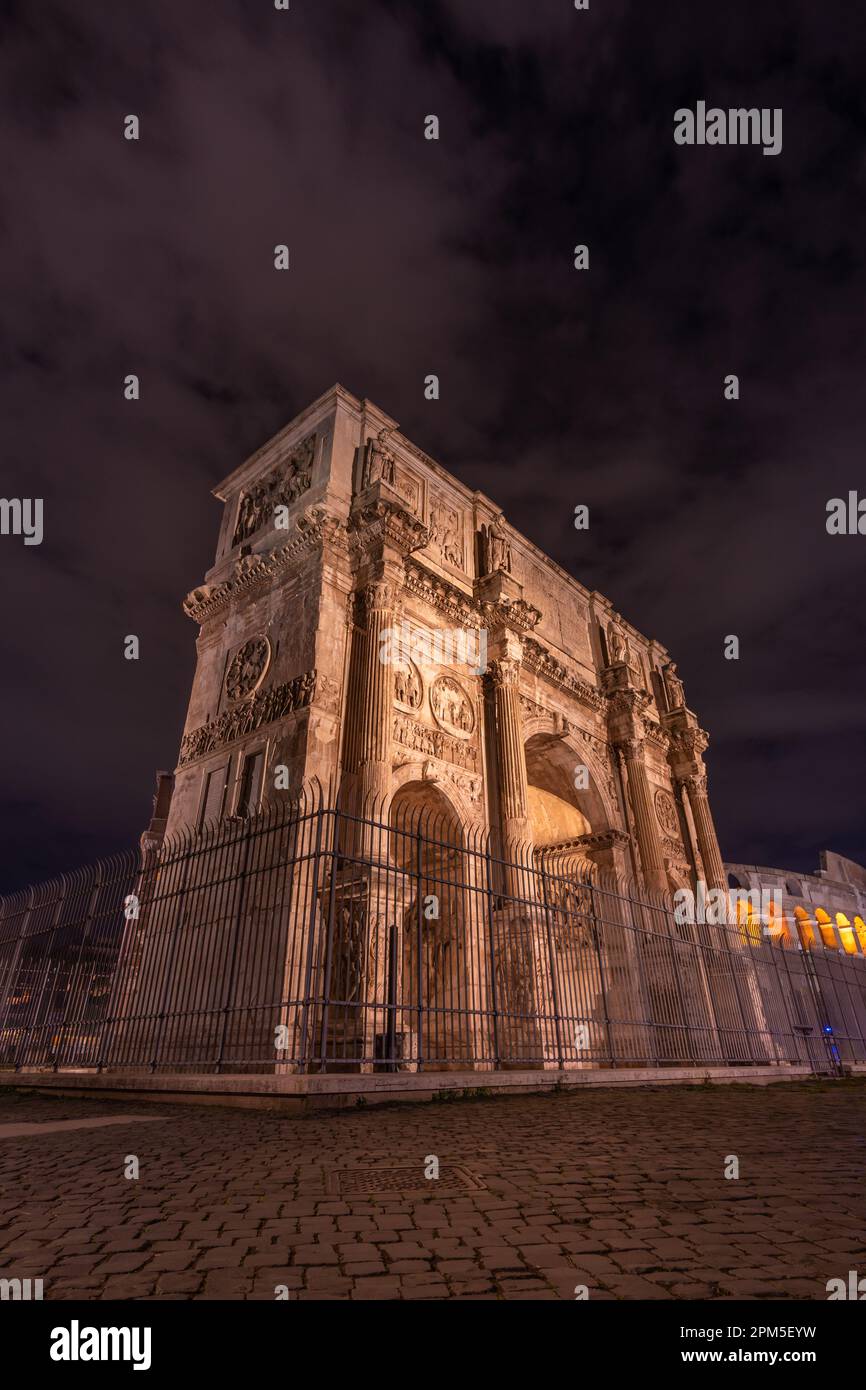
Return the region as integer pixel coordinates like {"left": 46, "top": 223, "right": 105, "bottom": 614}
{"left": 1, "top": 787, "right": 865, "bottom": 1077}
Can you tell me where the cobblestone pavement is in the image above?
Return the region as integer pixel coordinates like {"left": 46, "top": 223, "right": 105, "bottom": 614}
{"left": 0, "top": 1080, "right": 864, "bottom": 1301}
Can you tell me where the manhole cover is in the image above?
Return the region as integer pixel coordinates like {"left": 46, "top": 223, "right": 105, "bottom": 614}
{"left": 329, "top": 1164, "right": 484, "bottom": 1197}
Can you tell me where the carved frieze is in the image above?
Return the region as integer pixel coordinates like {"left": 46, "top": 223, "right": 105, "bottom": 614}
{"left": 392, "top": 712, "right": 478, "bottom": 772}
{"left": 178, "top": 669, "right": 317, "bottom": 767}
{"left": 232, "top": 432, "right": 316, "bottom": 546}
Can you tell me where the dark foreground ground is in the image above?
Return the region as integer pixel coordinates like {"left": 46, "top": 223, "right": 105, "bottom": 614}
{"left": 0, "top": 1080, "right": 864, "bottom": 1300}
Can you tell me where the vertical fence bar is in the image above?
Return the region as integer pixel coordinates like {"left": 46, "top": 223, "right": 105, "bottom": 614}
{"left": 297, "top": 801, "right": 325, "bottom": 1074}
{"left": 214, "top": 821, "right": 254, "bottom": 1075}
{"left": 415, "top": 826, "right": 425, "bottom": 1074}
{"left": 315, "top": 807, "right": 340, "bottom": 1073}
{"left": 485, "top": 841, "right": 501, "bottom": 1070}
{"left": 539, "top": 859, "right": 563, "bottom": 1070}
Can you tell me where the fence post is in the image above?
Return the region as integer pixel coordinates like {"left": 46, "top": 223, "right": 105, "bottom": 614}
{"left": 801, "top": 950, "right": 842, "bottom": 1075}
{"left": 52, "top": 864, "right": 104, "bottom": 1070}
{"left": 538, "top": 859, "right": 563, "bottom": 1069}
{"left": 13, "top": 876, "right": 68, "bottom": 1070}
{"left": 485, "top": 841, "right": 501, "bottom": 1070}
{"left": 148, "top": 838, "right": 195, "bottom": 1073}
{"left": 720, "top": 925, "right": 758, "bottom": 1063}
{"left": 214, "top": 820, "right": 255, "bottom": 1074}
{"left": 767, "top": 938, "right": 802, "bottom": 1064}
{"left": 415, "top": 827, "right": 425, "bottom": 1074}
{"left": 662, "top": 902, "right": 696, "bottom": 1064}
{"left": 297, "top": 802, "right": 326, "bottom": 1074}
{"left": 589, "top": 882, "right": 615, "bottom": 1066}
{"left": 315, "top": 807, "right": 340, "bottom": 1073}
{"left": 384, "top": 923, "right": 399, "bottom": 1072}
{"left": 0, "top": 888, "right": 34, "bottom": 1046}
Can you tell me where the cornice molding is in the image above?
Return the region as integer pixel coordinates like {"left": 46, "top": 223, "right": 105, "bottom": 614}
{"left": 522, "top": 637, "right": 605, "bottom": 711}
{"left": 183, "top": 506, "right": 345, "bottom": 624}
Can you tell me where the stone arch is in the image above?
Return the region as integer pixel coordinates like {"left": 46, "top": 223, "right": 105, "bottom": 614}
{"left": 388, "top": 778, "right": 478, "bottom": 1067}
{"left": 793, "top": 905, "right": 817, "bottom": 950}
{"left": 390, "top": 758, "right": 480, "bottom": 833}
{"left": 522, "top": 725, "right": 617, "bottom": 844}
{"left": 834, "top": 912, "right": 859, "bottom": 955}
{"left": 813, "top": 908, "right": 837, "bottom": 950}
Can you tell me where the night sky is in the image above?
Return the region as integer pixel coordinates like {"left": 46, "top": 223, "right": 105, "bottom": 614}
{"left": 1, "top": 0, "right": 864, "bottom": 892}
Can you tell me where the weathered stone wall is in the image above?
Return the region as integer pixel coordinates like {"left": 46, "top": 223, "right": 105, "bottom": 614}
{"left": 165, "top": 384, "right": 728, "bottom": 908}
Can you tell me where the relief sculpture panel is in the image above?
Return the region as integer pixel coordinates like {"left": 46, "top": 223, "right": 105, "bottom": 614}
{"left": 430, "top": 676, "right": 475, "bottom": 738}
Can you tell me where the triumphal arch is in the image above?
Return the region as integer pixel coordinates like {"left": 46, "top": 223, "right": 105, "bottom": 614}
{"left": 157, "top": 384, "right": 739, "bottom": 1070}
{"left": 172, "top": 383, "right": 726, "bottom": 899}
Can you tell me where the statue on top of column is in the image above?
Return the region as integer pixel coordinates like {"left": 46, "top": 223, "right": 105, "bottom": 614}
{"left": 607, "top": 620, "right": 627, "bottom": 665}
{"left": 363, "top": 428, "right": 396, "bottom": 488}
{"left": 481, "top": 513, "right": 512, "bottom": 576}
{"left": 662, "top": 660, "right": 686, "bottom": 710}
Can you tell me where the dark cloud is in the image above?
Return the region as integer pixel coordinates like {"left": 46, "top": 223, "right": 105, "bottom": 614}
{"left": 1, "top": 0, "right": 864, "bottom": 890}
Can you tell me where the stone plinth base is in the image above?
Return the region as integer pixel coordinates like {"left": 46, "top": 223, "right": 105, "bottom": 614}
{"left": 0, "top": 1062, "right": 823, "bottom": 1114}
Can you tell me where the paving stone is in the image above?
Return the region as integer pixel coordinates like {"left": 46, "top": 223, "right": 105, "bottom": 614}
{"left": 2, "top": 1082, "right": 864, "bottom": 1302}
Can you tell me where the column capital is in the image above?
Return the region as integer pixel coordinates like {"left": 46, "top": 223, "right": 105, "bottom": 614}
{"left": 667, "top": 722, "right": 710, "bottom": 786}
{"left": 361, "top": 576, "right": 398, "bottom": 613}
{"left": 680, "top": 770, "right": 709, "bottom": 798}
{"left": 618, "top": 735, "right": 646, "bottom": 763}
{"left": 486, "top": 655, "right": 522, "bottom": 689}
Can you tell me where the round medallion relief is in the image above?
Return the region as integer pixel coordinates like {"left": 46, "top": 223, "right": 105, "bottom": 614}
{"left": 225, "top": 636, "right": 271, "bottom": 703}
{"left": 430, "top": 675, "right": 475, "bottom": 739}
{"left": 654, "top": 788, "right": 679, "bottom": 836}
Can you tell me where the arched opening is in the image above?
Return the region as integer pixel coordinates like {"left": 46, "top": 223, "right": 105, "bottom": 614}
{"left": 734, "top": 894, "right": 763, "bottom": 947}
{"left": 834, "top": 912, "right": 859, "bottom": 955}
{"left": 764, "top": 898, "right": 790, "bottom": 945}
{"left": 794, "top": 906, "right": 817, "bottom": 950}
{"left": 814, "top": 908, "right": 838, "bottom": 950}
{"left": 526, "top": 784, "right": 591, "bottom": 846}
{"left": 389, "top": 780, "right": 472, "bottom": 1067}
{"left": 524, "top": 732, "right": 609, "bottom": 851}
{"left": 854, "top": 916, "right": 866, "bottom": 955}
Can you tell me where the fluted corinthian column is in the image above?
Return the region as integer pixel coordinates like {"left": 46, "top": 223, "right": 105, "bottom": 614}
{"left": 683, "top": 772, "right": 726, "bottom": 893}
{"left": 353, "top": 578, "right": 394, "bottom": 807}
{"left": 488, "top": 655, "right": 533, "bottom": 895}
{"left": 485, "top": 643, "right": 551, "bottom": 1067}
{"left": 620, "top": 737, "right": 668, "bottom": 893}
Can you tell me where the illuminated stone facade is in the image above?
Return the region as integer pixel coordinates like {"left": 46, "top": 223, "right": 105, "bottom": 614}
{"left": 725, "top": 852, "right": 866, "bottom": 955}
{"left": 167, "top": 384, "right": 728, "bottom": 901}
